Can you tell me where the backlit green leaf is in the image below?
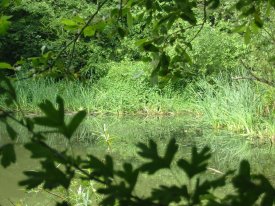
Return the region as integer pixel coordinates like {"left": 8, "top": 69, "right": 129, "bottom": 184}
{"left": 0, "top": 62, "right": 12, "bottom": 69}
{"left": 84, "top": 26, "right": 96, "bottom": 37}
{"left": 0, "top": 15, "right": 11, "bottom": 35}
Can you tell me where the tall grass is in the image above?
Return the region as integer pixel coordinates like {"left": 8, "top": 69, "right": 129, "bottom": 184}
{"left": 188, "top": 74, "right": 275, "bottom": 138}
{"left": 2, "top": 62, "right": 273, "bottom": 138}
{"left": 6, "top": 61, "right": 188, "bottom": 115}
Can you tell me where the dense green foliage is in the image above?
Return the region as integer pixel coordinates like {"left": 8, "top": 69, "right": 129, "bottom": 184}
{"left": 0, "top": 0, "right": 275, "bottom": 205}
{"left": 1, "top": 0, "right": 274, "bottom": 82}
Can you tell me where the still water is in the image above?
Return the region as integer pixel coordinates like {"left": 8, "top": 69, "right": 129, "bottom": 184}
{"left": 1, "top": 115, "right": 275, "bottom": 205}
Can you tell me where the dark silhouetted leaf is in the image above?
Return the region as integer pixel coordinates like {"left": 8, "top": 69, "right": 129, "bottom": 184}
{"left": 143, "top": 43, "right": 159, "bottom": 52}
{"left": 151, "top": 185, "right": 188, "bottom": 204}
{"left": 117, "top": 27, "right": 126, "bottom": 38}
{"left": 65, "top": 110, "right": 87, "bottom": 139}
{"left": 24, "top": 142, "right": 63, "bottom": 162}
{"left": 207, "top": 0, "right": 220, "bottom": 9}
{"left": 117, "top": 163, "right": 139, "bottom": 192}
{"left": 137, "top": 138, "right": 178, "bottom": 174}
{"left": 6, "top": 124, "right": 17, "bottom": 140}
{"left": 178, "top": 146, "right": 211, "bottom": 178}
{"left": 0, "top": 144, "right": 16, "bottom": 167}
{"left": 56, "top": 201, "right": 70, "bottom": 206}
{"left": 20, "top": 160, "right": 72, "bottom": 190}
{"left": 84, "top": 155, "right": 114, "bottom": 182}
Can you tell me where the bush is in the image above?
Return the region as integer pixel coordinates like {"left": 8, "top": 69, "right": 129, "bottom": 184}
{"left": 187, "top": 25, "right": 246, "bottom": 80}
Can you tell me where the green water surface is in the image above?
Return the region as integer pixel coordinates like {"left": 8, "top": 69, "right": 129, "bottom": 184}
{"left": 0, "top": 115, "right": 274, "bottom": 205}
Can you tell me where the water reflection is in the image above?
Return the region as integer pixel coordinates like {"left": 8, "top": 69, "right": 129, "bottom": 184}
{"left": 0, "top": 116, "right": 274, "bottom": 205}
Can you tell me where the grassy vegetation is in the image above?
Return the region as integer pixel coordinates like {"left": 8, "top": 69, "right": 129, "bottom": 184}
{"left": 2, "top": 62, "right": 274, "bottom": 139}
{"left": 4, "top": 61, "right": 189, "bottom": 115}
{"left": 187, "top": 75, "right": 275, "bottom": 139}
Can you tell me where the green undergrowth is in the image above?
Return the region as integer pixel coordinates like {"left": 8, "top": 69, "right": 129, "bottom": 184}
{"left": 187, "top": 75, "right": 275, "bottom": 139}
{"left": 1, "top": 62, "right": 274, "bottom": 139}
{"left": 2, "top": 61, "right": 189, "bottom": 115}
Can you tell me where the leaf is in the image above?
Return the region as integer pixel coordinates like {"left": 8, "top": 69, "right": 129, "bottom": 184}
{"left": 179, "top": 12, "right": 197, "bottom": 25}
{"left": 0, "top": 76, "right": 17, "bottom": 104}
{"left": 243, "top": 5, "right": 256, "bottom": 16}
{"left": 65, "top": 110, "right": 87, "bottom": 139}
{"left": 182, "top": 50, "right": 192, "bottom": 64}
{"left": 232, "top": 23, "right": 247, "bottom": 33}
{"left": 6, "top": 124, "right": 17, "bottom": 140}
{"left": 116, "top": 163, "right": 139, "bottom": 192}
{"left": 230, "top": 160, "right": 274, "bottom": 205}
{"left": 127, "top": 12, "right": 133, "bottom": 28}
{"left": 93, "top": 21, "right": 107, "bottom": 31}
{"left": 19, "top": 160, "right": 72, "bottom": 190}
{"left": 175, "top": 45, "right": 192, "bottom": 64}
{"left": 145, "top": 0, "right": 153, "bottom": 10}
{"left": 159, "top": 52, "right": 171, "bottom": 76}
{"left": 163, "top": 138, "right": 178, "bottom": 165}
{"left": 207, "top": 0, "right": 220, "bottom": 9}
{"left": 137, "top": 138, "right": 178, "bottom": 174}
{"left": 268, "top": 56, "right": 275, "bottom": 62}
{"left": 0, "top": 0, "right": 10, "bottom": 7}
{"left": 254, "top": 13, "right": 263, "bottom": 28}
{"left": 25, "top": 117, "right": 34, "bottom": 131}
{"left": 236, "top": 0, "right": 248, "bottom": 10}
{"left": 61, "top": 19, "right": 78, "bottom": 27}
{"left": 34, "top": 116, "right": 62, "bottom": 127}
{"left": 156, "top": 13, "right": 177, "bottom": 29}
{"left": 117, "top": 27, "right": 127, "bottom": 38}
{"left": 177, "top": 146, "right": 211, "bottom": 179}
{"left": 142, "top": 43, "right": 159, "bottom": 52}
{"left": 83, "top": 155, "right": 114, "bottom": 182}
{"left": 61, "top": 18, "right": 80, "bottom": 31}
{"left": 56, "top": 96, "right": 65, "bottom": 122}
{"left": 0, "top": 62, "right": 12, "bottom": 69}
{"left": 244, "top": 26, "right": 251, "bottom": 44}
{"left": 56, "top": 202, "right": 71, "bottom": 206}
{"left": 0, "top": 144, "right": 16, "bottom": 168}
{"left": 35, "top": 96, "right": 65, "bottom": 129}
{"left": 0, "top": 15, "right": 11, "bottom": 35}
{"left": 135, "top": 38, "right": 150, "bottom": 46}
{"left": 83, "top": 26, "right": 96, "bottom": 37}
{"left": 191, "top": 173, "right": 230, "bottom": 204}
{"left": 24, "top": 142, "right": 62, "bottom": 162}
{"left": 151, "top": 185, "right": 188, "bottom": 204}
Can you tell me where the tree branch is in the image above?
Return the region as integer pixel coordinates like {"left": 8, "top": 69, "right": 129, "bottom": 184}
{"left": 233, "top": 60, "right": 275, "bottom": 87}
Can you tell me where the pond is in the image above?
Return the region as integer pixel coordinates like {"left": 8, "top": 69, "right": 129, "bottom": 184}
{"left": 1, "top": 115, "right": 275, "bottom": 205}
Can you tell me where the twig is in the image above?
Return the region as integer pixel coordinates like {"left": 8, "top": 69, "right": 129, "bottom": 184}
{"left": 263, "top": 27, "right": 275, "bottom": 44}
{"left": 232, "top": 76, "right": 256, "bottom": 81}
{"left": 239, "top": 60, "right": 275, "bottom": 87}
{"left": 43, "top": 189, "right": 67, "bottom": 200}
{"left": 207, "top": 167, "right": 224, "bottom": 175}
{"left": 184, "top": 0, "right": 207, "bottom": 50}
{"left": 7, "top": 199, "right": 16, "bottom": 206}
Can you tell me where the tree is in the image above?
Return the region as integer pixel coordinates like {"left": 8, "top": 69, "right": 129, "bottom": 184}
{"left": 1, "top": 0, "right": 274, "bottom": 85}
